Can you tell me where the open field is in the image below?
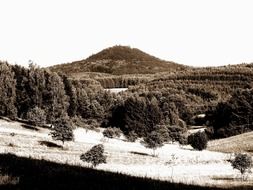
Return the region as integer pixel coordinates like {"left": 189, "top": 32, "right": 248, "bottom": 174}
{"left": 207, "top": 132, "right": 253, "bottom": 154}
{"left": 0, "top": 119, "right": 252, "bottom": 189}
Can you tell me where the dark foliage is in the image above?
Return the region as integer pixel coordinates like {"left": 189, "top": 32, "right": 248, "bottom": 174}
{"left": 124, "top": 130, "right": 138, "bottom": 142}
{"left": 103, "top": 127, "right": 121, "bottom": 138}
{"left": 168, "top": 125, "right": 187, "bottom": 143}
{"left": 61, "top": 74, "right": 78, "bottom": 117}
{"left": 142, "top": 131, "right": 165, "bottom": 156}
{"left": 51, "top": 118, "right": 74, "bottom": 144}
{"left": 2, "top": 58, "right": 253, "bottom": 142}
{"left": 207, "top": 89, "right": 253, "bottom": 138}
{"left": 230, "top": 153, "right": 252, "bottom": 175}
{"left": 105, "top": 96, "right": 164, "bottom": 138}
{"left": 80, "top": 144, "right": 106, "bottom": 167}
{"left": 178, "top": 135, "right": 188, "bottom": 146}
{"left": 26, "top": 106, "right": 46, "bottom": 126}
{"left": 0, "top": 62, "right": 17, "bottom": 118}
{"left": 50, "top": 45, "right": 186, "bottom": 75}
{"left": 188, "top": 131, "right": 208, "bottom": 151}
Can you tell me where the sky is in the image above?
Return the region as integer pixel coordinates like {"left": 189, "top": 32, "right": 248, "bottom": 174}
{"left": 0, "top": 0, "right": 253, "bottom": 67}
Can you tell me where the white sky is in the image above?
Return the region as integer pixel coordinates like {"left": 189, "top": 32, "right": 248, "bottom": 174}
{"left": 0, "top": 0, "right": 253, "bottom": 67}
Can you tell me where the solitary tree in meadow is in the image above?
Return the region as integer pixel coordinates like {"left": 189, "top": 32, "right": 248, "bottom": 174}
{"left": 143, "top": 130, "right": 165, "bottom": 156}
{"left": 80, "top": 144, "right": 107, "bottom": 167}
{"left": 230, "top": 153, "right": 252, "bottom": 180}
{"left": 51, "top": 118, "right": 74, "bottom": 145}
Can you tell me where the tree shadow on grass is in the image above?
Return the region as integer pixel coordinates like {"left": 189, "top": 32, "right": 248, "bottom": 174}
{"left": 21, "top": 124, "right": 39, "bottom": 131}
{"left": 0, "top": 153, "right": 250, "bottom": 190}
{"left": 0, "top": 116, "right": 13, "bottom": 122}
{"left": 38, "top": 141, "right": 63, "bottom": 149}
{"left": 129, "top": 151, "right": 150, "bottom": 156}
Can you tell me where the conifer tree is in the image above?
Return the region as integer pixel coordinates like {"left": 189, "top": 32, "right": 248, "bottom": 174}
{"left": 0, "top": 62, "right": 17, "bottom": 118}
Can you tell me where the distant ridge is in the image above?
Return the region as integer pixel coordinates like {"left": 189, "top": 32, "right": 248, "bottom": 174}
{"left": 49, "top": 45, "right": 187, "bottom": 76}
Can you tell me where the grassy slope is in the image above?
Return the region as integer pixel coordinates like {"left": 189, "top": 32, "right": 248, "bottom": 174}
{"left": 207, "top": 132, "right": 253, "bottom": 154}
{"left": 0, "top": 119, "right": 252, "bottom": 189}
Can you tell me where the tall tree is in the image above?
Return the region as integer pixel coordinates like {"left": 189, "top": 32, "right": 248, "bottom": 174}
{"left": 43, "top": 71, "right": 69, "bottom": 123}
{"left": 27, "top": 63, "right": 46, "bottom": 109}
{"left": 74, "top": 81, "right": 90, "bottom": 118}
{"left": 12, "top": 64, "right": 30, "bottom": 118}
{"left": 0, "top": 62, "right": 17, "bottom": 118}
{"left": 61, "top": 75, "right": 77, "bottom": 117}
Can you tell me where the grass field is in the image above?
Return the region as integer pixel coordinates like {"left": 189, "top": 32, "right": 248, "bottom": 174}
{"left": 0, "top": 118, "right": 252, "bottom": 189}
{"left": 207, "top": 132, "right": 253, "bottom": 154}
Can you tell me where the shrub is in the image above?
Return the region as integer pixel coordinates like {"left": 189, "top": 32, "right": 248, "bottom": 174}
{"left": 230, "top": 153, "right": 252, "bottom": 178}
{"left": 80, "top": 144, "right": 107, "bottom": 167}
{"left": 125, "top": 130, "right": 138, "bottom": 142}
{"left": 178, "top": 135, "right": 188, "bottom": 146}
{"left": 103, "top": 127, "right": 121, "bottom": 138}
{"left": 26, "top": 107, "right": 46, "bottom": 125}
{"left": 188, "top": 131, "right": 208, "bottom": 151}
{"left": 167, "top": 125, "right": 187, "bottom": 143}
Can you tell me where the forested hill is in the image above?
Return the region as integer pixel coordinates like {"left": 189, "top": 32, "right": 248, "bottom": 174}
{"left": 49, "top": 45, "right": 187, "bottom": 76}
{"left": 1, "top": 59, "right": 253, "bottom": 142}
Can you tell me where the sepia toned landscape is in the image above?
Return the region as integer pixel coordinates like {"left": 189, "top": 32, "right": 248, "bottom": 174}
{"left": 0, "top": 45, "right": 253, "bottom": 189}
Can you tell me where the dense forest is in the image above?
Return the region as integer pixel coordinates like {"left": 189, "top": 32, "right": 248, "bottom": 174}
{"left": 1, "top": 54, "right": 253, "bottom": 141}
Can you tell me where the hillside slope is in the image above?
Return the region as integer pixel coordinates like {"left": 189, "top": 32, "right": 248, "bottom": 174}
{"left": 207, "top": 131, "right": 253, "bottom": 154}
{"left": 49, "top": 46, "right": 187, "bottom": 76}
{"left": 0, "top": 118, "right": 252, "bottom": 188}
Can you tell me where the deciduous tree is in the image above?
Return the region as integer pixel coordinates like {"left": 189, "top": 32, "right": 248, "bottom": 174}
{"left": 80, "top": 144, "right": 107, "bottom": 167}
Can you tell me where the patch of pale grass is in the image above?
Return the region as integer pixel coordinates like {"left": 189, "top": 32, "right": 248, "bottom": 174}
{"left": 0, "top": 174, "right": 19, "bottom": 185}
{"left": 207, "top": 132, "right": 253, "bottom": 154}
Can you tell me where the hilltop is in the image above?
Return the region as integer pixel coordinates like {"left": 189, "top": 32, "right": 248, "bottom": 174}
{"left": 49, "top": 46, "right": 187, "bottom": 76}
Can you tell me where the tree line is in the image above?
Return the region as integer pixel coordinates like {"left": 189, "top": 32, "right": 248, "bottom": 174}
{"left": 1, "top": 61, "right": 253, "bottom": 141}
{"left": 0, "top": 61, "right": 118, "bottom": 126}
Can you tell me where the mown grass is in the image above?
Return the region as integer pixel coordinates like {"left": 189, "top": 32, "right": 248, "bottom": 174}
{"left": 0, "top": 153, "right": 252, "bottom": 190}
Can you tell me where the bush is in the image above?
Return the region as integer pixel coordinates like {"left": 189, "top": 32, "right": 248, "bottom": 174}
{"left": 80, "top": 144, "right": 107, "bottom": 167}
{"left": 230, "top": 153, "right": 252, "bottom": 178}
{"left": 188, "top": 131, "right": 208, "bottom": 151}
{"left": 125, "top": 130, "right": 138, "bottom": 142}
{"left": 103, "top": 127, "right": 121, "bottom": 138}
{"left": 168, "top": 125, "right": 187, "bottom": 143}
{"left": 26, "top": 107, "right": 46, "bottom": 125}
{"left": 178, "top": 135, "right": 188, "bottom": 146}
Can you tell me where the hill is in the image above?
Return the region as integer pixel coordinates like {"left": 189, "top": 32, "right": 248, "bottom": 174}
{"left": 49, "top": 46, "right": 187, "bottom": 76}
